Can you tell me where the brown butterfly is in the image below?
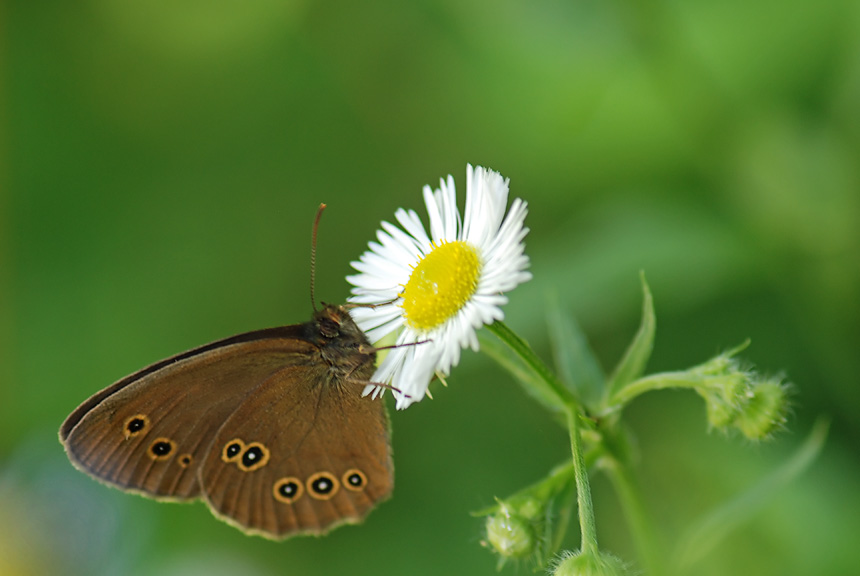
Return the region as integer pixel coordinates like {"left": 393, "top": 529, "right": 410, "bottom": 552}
{"left": 59, "top": 207, "right": 393, "bottom": 539}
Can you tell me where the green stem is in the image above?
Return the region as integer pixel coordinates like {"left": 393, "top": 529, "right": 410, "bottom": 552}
{"left": 567, "top": 407, "right": 599, "bottom": 554}
{"left": 607, "top": 342, "right": 751, "bottom": 413}
{"left": 607, "top": 370, "right": 705, "bottom": 411}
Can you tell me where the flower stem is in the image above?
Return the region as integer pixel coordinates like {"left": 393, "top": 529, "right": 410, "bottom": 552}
{"left": 607, "top": 370, "right": 705, "bottom": 412}
{"left": 567, "top": 407, "right": 599, "bottom": 555}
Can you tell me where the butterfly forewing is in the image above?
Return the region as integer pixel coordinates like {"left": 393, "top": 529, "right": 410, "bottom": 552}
{"left": 61, "top": 328, "right": 316, "bottom": 500}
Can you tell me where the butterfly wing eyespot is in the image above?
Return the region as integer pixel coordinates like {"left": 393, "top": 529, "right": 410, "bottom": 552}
{"left": 123, "top": 414, "right": 150, "bottom": 439}
{"left": 273, "top": 477, "right": 304, "bottom": 504}
{"left": 148, "top": 437, "right": 176, "bottom": 461}
{"left": 238, "top": 442, "right": 270, "bottom": 472}
{"left": 221, "top": 439, "right": 245, "bottom": 463}
{"left": 178, "top": 454, "right": 194, "bottom": 468}
{"left": 342, "top": 469, "right": 368, "bottom": 491}
{"left": 307, "top": 471, "right": 340, "bottom": 500}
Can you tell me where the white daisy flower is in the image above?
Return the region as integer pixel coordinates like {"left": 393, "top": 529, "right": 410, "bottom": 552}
{"left": 347, "top": 164, "right": 531, "bottom": 409}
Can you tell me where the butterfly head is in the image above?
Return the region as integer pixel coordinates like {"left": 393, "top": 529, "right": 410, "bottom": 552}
{"left": 312, "top": 304, "right": 376, "bottom": 369}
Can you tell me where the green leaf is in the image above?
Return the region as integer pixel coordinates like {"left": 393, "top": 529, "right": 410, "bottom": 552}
{"left": 605, "top": 272, "right": 655, "bottom": 403}
{"left": 672, "top": 417, "right": 830, "bottom": 570}
{"left": 478, "top": 330, "right": 567, "bottom": 418}
{"left": 546, "top": 290, "right": 606, "bottom": 412}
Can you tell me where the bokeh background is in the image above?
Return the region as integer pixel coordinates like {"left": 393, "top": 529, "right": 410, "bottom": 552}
{"left": 4, "top": 1, "right": 860, "bottom": 575}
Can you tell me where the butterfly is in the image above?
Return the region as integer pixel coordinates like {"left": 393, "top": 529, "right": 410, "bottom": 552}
{"left": 60, "top": 206, "right": 393, "bottom": 539}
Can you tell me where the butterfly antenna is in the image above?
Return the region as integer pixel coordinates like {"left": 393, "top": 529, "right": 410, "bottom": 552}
{"left": 310, "top": 203, "right": 326, "bottom": 312}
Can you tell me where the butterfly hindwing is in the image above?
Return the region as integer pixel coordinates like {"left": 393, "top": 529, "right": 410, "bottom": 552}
{"left": 199, "top": 360, "right": 394, "bottom": 539}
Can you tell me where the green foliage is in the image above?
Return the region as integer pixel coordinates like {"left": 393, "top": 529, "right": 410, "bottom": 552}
{"left": 546, "top": 291, "right": 605, "bottom": 412}
{"left": 482, "top": 279, "right": 820, "bottom": 574}
{"left": 605, "top": 273, "right": 655, "bottom": 404}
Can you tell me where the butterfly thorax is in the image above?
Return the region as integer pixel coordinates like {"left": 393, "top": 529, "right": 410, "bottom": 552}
{"left": 308, "top": 305, "right": 376, "bottom": 378}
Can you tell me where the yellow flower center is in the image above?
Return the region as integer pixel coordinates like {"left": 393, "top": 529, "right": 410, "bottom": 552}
{"left": 400, "top": 240, "right": 481, "bottom": 331}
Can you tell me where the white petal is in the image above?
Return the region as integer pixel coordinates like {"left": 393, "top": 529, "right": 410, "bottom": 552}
{"left": 395, "top": 208, "right": 431, "bottom": 248}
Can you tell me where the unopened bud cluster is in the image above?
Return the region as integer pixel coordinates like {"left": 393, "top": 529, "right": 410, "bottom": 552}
{"left": 483, "top": 498, "right": 542, "bottom": 561}
{"left": 694, "top": 350, "right": 789, "bottom": 440}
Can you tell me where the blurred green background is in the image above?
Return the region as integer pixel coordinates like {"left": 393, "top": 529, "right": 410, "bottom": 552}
{"left": 4, "top": 1, "right": 860, "bottom": 575}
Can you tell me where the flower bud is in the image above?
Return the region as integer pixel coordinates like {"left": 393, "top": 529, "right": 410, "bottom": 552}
{"left": 700, "top": 373, "right": 747, "bottom": 429}
{"left": 692, "top": 346, "right": 790, "bottom": 440}
{"left": 733, "top": 379, "right": 788, "bottom": 440}
{"left": 551, "top": 549, "right": 630, "bottom": 576}
{"left": 484, "top": 503, "right": 537, "bottom": 560}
